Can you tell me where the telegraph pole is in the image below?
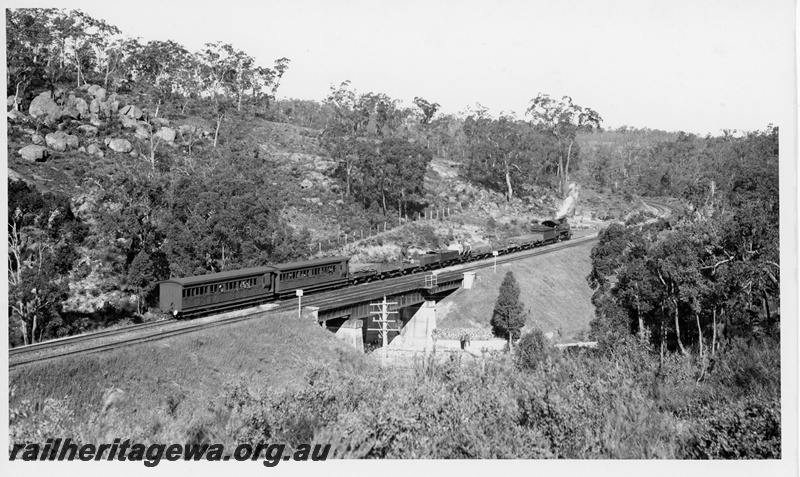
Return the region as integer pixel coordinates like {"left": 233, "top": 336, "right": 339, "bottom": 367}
{"left": 368, "top": 296, "right": 398, "bottom": 365}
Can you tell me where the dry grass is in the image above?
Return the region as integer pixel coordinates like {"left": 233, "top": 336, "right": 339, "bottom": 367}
{"left": 436, "top": 240, "right": 596, "bottom": 341}
{"left": 10, "top": 310, "right": 366, "bottom": 443}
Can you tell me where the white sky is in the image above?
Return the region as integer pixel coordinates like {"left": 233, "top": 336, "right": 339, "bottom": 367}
{"left": 6, "top": 0, "right": 798, "bottom": 134}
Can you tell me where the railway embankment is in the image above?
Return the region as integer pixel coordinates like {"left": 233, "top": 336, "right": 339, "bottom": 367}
{"left": 10, "top": 310, "right": 367, "bottom": 444}
{"left": 435, "top": 238, "right": 597, "bottom": 342}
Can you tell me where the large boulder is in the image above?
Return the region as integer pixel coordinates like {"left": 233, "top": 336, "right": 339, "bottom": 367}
{"left": 61, "top": 107, "right": 81, "bottom": 120}
{"left": 45, "top": 132, "right": 68, "bottom": 152}
{"left": 88, "top": 113, "right": 102, "bottom": 127}
{"left": 61, "top": 94, "right": 86, "bottom": 119}
{"left": 75, "top": 97, "right": 89, "bottom": 116}
{"left": 65, "top": 134, "right": 79, "bottom": 149}
{"left": 90, "top": 98, "right": 101, "bottom": 114}
{"left": 19, "top": 145, "right": 49, "bottom": 162}
{"left": 45, "top": 131, "right": 79, "bottom": 151}
{"left": 86, "top": 143, "right": 104, "bottom": 157}
{"left": 7, "top": 109, "right": 26, "bottom": 122}
{"left": 154, "top": 127, "right": 176, "bottom": 142}
{"left": 135, "top": 126, "right": 150, "bottom": 139}
{"left": 86, "top": 84, "right": 106, "bottom": 99}
{"left": 119, "top": 104, "right": 143, "bottom": 120}
{"left": 28, "top": 92, "right": 60, "bottom": 124}
{"left": 77, "top": 124, "right": 99, "bottom": 137}
{"left": 107, "top": 99, "right": 120, "bottom": 115}
{"left": 119, "top": 114, "right": 139, "bottom": 129}
{"left": 105, "top": 138, "right": 132, "bottom": 153}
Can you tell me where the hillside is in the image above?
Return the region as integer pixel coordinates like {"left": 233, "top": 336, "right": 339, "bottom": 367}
{"left": 7, "top": 80, "right": 642, "bottom": 342}
{"left": 436, "top": 240, "right": 597, "bottom": 342}
{"left": 9, "top": 310, "right": 368, "bottom": 445}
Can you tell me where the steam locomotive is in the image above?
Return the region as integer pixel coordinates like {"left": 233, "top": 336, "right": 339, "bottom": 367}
{"left": 159, "top": 218, "right": 571, "bottom": 318}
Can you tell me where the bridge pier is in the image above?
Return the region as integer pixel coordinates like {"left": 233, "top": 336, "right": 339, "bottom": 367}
{"left": 387, "top": 300, "right": 437, "bottom": 352}
{"left": 334, "top": 317, "right": 365, "bottom": 352}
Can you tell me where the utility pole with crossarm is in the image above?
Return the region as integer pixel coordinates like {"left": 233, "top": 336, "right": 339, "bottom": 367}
{"left": 368, "top": 296, "right": 399, "bottom": 365}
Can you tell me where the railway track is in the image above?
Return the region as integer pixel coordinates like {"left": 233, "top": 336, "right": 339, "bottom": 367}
{"left": 10, "top": 200, "right": 673, "bottom": 369}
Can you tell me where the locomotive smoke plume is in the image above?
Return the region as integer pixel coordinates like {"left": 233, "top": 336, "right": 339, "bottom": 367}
{"left": 556, "top": 183, "right": 579, "bottom": 218}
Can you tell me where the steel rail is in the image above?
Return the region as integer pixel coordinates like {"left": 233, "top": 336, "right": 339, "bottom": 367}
{"left": 10, "top": 199, "right": 673, "bottom": 368}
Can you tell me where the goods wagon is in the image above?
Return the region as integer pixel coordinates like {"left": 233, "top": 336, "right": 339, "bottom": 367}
{"left": 159, "top": 219, "right": 572, "bottom": 318}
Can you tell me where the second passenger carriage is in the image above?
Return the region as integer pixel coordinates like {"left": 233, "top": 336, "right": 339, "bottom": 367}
{"left": 159, "top": 219, "right": 572, "bottom": 318}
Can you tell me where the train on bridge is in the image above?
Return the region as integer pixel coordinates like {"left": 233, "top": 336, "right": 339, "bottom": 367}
{"left": 159, "top": 218, "right": 572, "bottom": 318}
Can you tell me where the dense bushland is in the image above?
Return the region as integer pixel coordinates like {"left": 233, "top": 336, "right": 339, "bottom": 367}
{"left": 12, "top": 334, "right": 778, "bottom": 459}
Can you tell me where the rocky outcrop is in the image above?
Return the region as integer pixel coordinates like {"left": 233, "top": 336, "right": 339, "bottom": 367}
{"left": 119, "top": 104, "right": 143, "bottom": 120}
{"left": 45, "top": 131, "right": 79, "bottom": 152}
{"left": 7, "top": 109, "right": 26, "bottom": 121}
{"left": 19, "top": 145, "right": 49, "bottom": 162}
{"left": 77, "top": 124, "right": 99, "bottom": 137}
{"left": 28, "top": 92, "right": 60, "bottom": 125}
{"left": 119, "top": 114, "right": 139, "bottom": 129}
{"left": 87, "top": 84, "right": 107, "bottom": 100}
{"left": 74, "top": 97, "right": 89, "bottom": 116}
{"left": 135, "top": 126, "right": 150, "bottom": 139}
{"left": 154, "top": 127, "right": 176, "bottom": 142}
{"left": 86, "top": 143, "right": 104, "bottom": 157}
{"left": 105, "top": 138, "right": 132, "bottom": 153}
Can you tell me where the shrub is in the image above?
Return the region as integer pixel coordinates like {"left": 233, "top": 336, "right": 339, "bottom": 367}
{"left": 515, "top": 330, "right": 550, "bottom": 370}
{"left": 680, "top": 395, "right": 781, "bottom": 459}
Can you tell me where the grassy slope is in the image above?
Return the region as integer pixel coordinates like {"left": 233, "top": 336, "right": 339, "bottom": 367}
{"left": 10, "top": 311, "right": 367, "bottom": 441}
{"left": 436, "top": 240, "right": 596, "bottom": 341}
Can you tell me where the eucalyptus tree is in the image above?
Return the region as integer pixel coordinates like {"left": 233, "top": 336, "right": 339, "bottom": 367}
{"left": 526, "top": 93, "right": 602, "bottom": 197}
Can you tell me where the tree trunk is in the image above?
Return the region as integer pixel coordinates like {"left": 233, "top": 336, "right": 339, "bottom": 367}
{"left": 31, "top": 313, "right": 38, "bottom": 345}
{"left": 637, "top": 298, "right": 645, "bottom": 342}
{"left": 345, "top": 162, "right": 353, "bottom": 197}
{"left": 214, "top": 114, "right": 222, "bottom": 148}
{"left": 711, "top": 308, "right": 717, "bottom": 357}
{"left": 695, "top": 311, "right": 703, "bottom": 359}
{"left": 660, "top": 304, "right": 666, "bottom": 365}
{"left": 505, "top": 163, "right": 513, "bottom": 201}
{"left": 563, "top": 140, "right": 574, "bottom": 198}
{"left": 21, "top": 320, "right": 28, "bottom": 346}
{"left": 675, "top": 305, "right": 687, "bottom": 355}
